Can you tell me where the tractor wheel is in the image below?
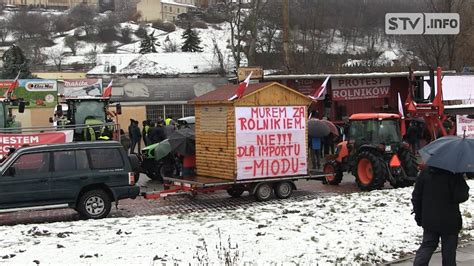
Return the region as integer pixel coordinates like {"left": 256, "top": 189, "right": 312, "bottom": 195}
{"left": 323, "top": 160, "right": 343, "bottom": 185}
{"left": 355, "top": 151, "right": 386, "bottom": 191}
{"left": 393, "top": 147, "right": 418, "bottom": 188}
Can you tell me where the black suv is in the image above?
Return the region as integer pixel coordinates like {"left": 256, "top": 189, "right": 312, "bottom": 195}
{"left": 0, "top": 141, "right": 140, "bottom": 219}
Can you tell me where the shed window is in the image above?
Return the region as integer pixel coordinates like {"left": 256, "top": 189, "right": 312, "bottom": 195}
{"left": 200, "top": 106, "right": 227, "bottom": 132}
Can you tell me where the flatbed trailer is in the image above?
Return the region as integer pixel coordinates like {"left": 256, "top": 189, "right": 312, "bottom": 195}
{"left": 142, "top": 171, "right": 328, "bottom": 201}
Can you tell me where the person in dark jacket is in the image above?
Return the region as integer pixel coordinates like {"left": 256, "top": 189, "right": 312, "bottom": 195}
{"left": 149, "top": 120, "right": 167, "bottom": 144}
{"left": 129, "top": 120, "right": 142, "bottom": 154}
{"left": 412, "top": 167, "right": 470, "bottom": 266}
{"left": 407, "top": 121, "right": 421, "bottom": 153}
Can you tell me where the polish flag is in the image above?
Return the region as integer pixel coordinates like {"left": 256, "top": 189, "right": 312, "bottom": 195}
{"left": 309, "top": 76, "right": 330, "bottom": 100}
{"left": 102, "top": 80, "right": 113, "bottom": 98}
{"left": 398, "top": 92, "right": 406, "bottom": 136}
{"left": 4, "top": 72, "right": 20, "bottom": 98}
{"left": 228, "top": 72, "right": 252, "bottom": 101}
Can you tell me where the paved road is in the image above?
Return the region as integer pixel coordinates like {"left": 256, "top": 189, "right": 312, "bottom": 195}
{"left": 0, "top": 173, "right": 363, "bottom": 226}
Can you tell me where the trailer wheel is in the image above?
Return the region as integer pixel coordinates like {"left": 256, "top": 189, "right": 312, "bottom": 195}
{"left": 227, "top": 186, "right": 245, "bottom": 198}
{"left": 274, "top": 181, "right": 293, "bottom": 199}
{"left": 254, "top": 183, "right": 273, "bottom": 201}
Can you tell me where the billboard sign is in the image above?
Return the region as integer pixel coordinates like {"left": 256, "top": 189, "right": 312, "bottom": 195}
{"left": 0, "top": 79, "right": 57, "bottom": 108}
{"left": 62, "top": 79, "right": 103, "bottom": 97}
{"left": 331, "top": 78, "right": 391, "bottom": 101}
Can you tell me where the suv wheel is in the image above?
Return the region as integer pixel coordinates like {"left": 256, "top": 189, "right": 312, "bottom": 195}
{"left": 77, "top": 189, "right": 111, "bottom": 219}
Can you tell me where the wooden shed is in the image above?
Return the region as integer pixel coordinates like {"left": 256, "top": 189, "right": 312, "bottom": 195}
{"left": 189, "top": 82, "right": 313, "bottom": 181}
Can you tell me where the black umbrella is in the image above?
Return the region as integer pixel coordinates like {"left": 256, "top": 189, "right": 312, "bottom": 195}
{"left": 308, "top": 119, "right": 330, "bottom": 138}
{"left": 167, "top": 128, "right": 196, "bottom": 155}
{"left": 419, "top": 135, "right": 474, "bottom": 173}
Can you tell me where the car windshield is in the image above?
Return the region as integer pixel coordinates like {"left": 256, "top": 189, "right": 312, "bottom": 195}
{"left": 349, "top": 119, "right": 401, "bottom": 144}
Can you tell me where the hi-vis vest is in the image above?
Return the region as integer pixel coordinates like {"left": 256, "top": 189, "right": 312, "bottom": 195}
{"left": 144, "top": 125, "right": 150, "bottom": 136}
{"left": 165, "top": 118, "right": 172, "bottom": 126}
{"left": 83, "top": 118, "right": 103, "bottom": 141}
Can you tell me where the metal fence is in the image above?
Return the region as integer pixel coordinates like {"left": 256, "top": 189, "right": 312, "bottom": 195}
{"left": 146, "top": 104, "right": 195, "bottom": 123}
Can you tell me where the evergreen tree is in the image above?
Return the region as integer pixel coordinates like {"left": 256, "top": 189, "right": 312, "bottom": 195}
{"left": 1, "top": 45, "right": 32, "bottom": 79}
{"left": 139, "top": 31, "right": 160, "bottom": 54}
{"left": 181, "top": 27, "right": 203, "bottom": 52}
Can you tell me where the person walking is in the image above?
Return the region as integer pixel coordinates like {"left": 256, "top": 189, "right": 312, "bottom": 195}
{"left": 129, "top": 120, "right": 142, "bottom": 154}
{"left": 412, "top": 166, "right": 470, "bottom": 266}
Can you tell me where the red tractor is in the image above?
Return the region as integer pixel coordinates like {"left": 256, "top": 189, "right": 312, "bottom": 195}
{"left": 323, "top": 113, "right": 418, "bottom": 191}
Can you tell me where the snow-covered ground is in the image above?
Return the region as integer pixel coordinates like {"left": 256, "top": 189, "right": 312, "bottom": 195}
{"left": 1, "top": 181, "right": 473, "bottom": 265}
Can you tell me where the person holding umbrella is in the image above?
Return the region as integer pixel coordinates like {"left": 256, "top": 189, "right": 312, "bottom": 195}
{"left": 412, "top": 135, "right": 471, "bottom": 265}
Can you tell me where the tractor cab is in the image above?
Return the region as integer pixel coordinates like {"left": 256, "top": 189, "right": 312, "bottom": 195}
{"left": 67, "top": 98, "right": 108, "bottom": 140}
{"left": 348, "top": 113, "right": 402, "bottom": 153}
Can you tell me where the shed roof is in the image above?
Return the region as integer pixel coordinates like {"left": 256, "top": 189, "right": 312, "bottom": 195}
{"left": 188, "top": 81, "right": 310, "bottom": 104}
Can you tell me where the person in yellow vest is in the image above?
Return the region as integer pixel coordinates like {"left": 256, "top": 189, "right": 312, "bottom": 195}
{"left": 142, "top": 120, "right": 151, "bottom": 146}
{"left": 164, "top": 115, "right": 176, "bottom": 137}
{"left": 165, "top": 115, "right": 174, "bottom": 126}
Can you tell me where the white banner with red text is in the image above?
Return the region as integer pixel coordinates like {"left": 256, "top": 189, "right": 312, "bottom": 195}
{"left": 235, "top": 106, "right": 307, "bottom": 180}
{"left": 0, "top": 130, "right": 74, "bottom": 157}
{"left": 331, "top": 78, "right": 391, "bottom": 101}
{"left": 457, "top": 115, "right": 474, "bottom": 137}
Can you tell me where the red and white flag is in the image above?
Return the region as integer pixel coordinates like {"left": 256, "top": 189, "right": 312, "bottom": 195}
{"left": 4, "top": 72, "right": 20, "bottom": 98}
{"left": 398, "top": 92, "right": 406, "bottom": 136}
{"left": 397, "top": 92, "right": 405, "bottom": 118}
{"left": 228, "top": 72, "right": 252, "bottom": 101}
{"left": 102, "top": 80, "right": 113, "bottom": 98}
{"left": 309, "top": 76, "right": 330, "bottom": 100}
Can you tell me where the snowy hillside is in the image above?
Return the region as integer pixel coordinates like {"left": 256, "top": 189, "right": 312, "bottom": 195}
{"left": 0, "top": 181, "right": 472, "bottom": 265}
{"left": 0, "top": 9, "right": 407, "bottom": 73}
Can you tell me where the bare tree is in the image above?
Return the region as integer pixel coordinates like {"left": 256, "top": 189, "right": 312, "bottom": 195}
{"left": 52, "top": 15, "right": 72, "bottom": 36}
{"left": 212, "top": 37, "right": 226, "bottom": 76}
{"left": 8, "top": 11, "right": 50, "bottom": 41}
{"left": 403, "top": 0, "right": 470, "bottom": 69}
{"left": 0, "top": 19, "right": 9, "bottom": 43}
{"left": 257, "top": 1, "right": 282, "bottom": 54}
{"left": 222, "top": 0, "right": 246, "bottom": 68}
{"left": 114, "top": 0, "right": 140, "bottom": 22}
{"left": 47, "top": 47, "right": 67, "bottom": 71}
{"left": 243, "top": 0, "right": 269, "bottom": 66}
{"left": 69, "top": 4, "right": 97, "bottom": 36}
{"left": 64, "top": 36, "right": 82, "bottom": 56}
